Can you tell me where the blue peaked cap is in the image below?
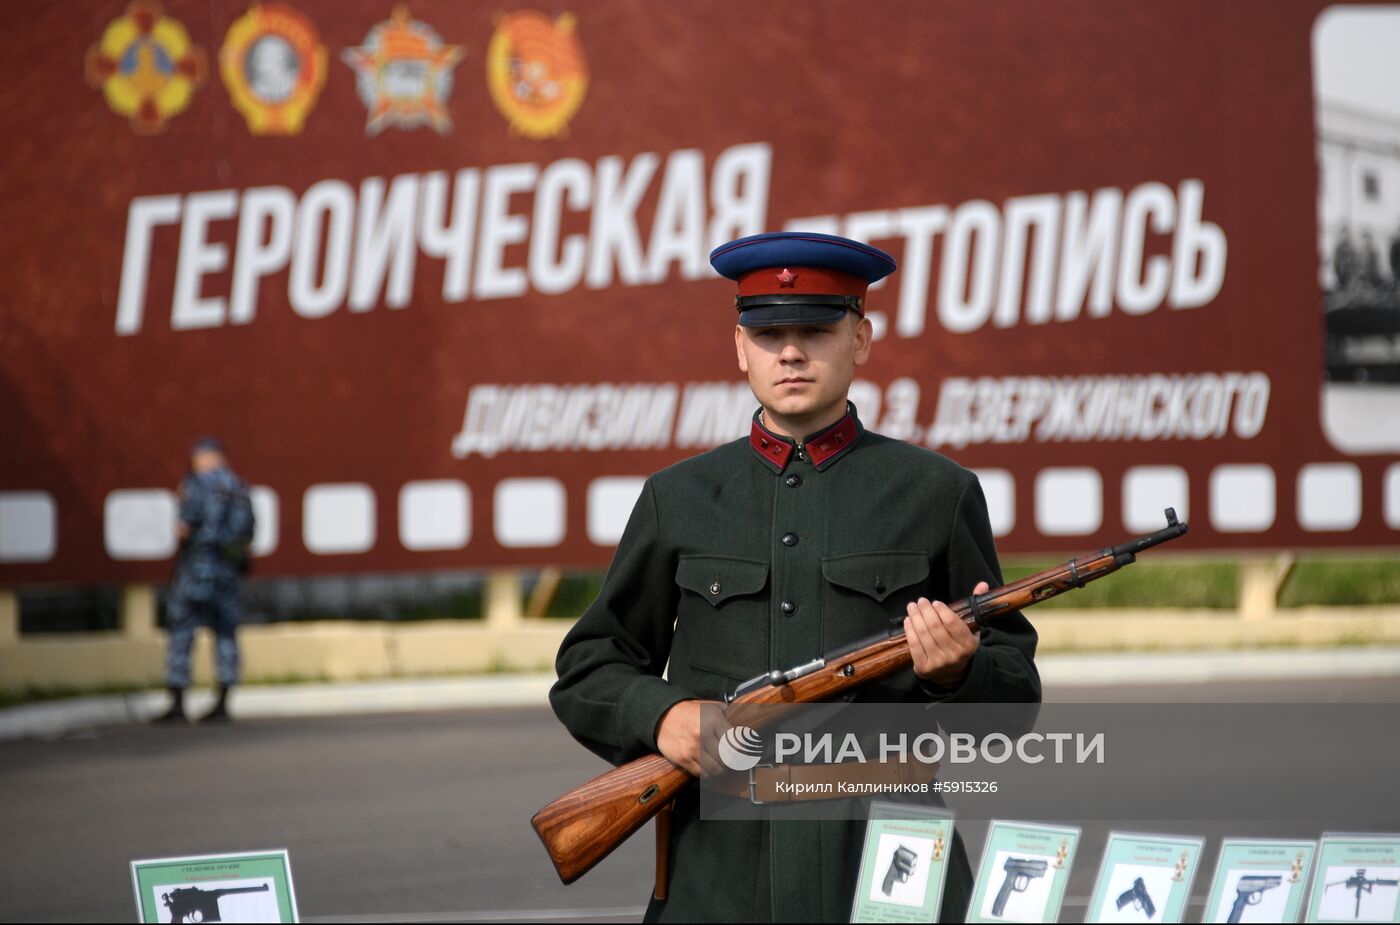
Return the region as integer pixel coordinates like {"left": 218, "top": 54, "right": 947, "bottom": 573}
{"left": 709, "top": 231, "right": 897, "bottom": 283}
{"left": 710, "top": 232, "right": 897, "bottom": 326}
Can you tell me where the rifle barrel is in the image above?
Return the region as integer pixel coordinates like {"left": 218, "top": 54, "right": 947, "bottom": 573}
{"left": 729, "top": 509, "right": 1188, "bottom": 705}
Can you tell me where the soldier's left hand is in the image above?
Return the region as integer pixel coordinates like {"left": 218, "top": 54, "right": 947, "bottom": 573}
{"left": 904, "top": 581, "right": 985, "bottom": 687}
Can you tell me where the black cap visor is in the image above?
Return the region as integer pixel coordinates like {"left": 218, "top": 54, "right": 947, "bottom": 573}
{"left": 736, "top": 294, "right": 862, "bottom": 327}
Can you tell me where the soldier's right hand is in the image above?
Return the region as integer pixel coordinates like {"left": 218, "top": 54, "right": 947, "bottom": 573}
{"left": 656, "top": 699, "right": 728, "bottom": 777}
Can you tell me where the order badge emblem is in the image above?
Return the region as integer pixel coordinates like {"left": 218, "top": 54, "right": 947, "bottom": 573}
{"left": 219, "top": 3, "right": 327, "bottom": 135}
{"left": 342, "top": 5, "right": 464, "bottom": 136}
{"left": 85, "top": 1, "right": 207, "bottom": 134}
{"left": 485, "top": 10, "right": 588, "bottom": 139}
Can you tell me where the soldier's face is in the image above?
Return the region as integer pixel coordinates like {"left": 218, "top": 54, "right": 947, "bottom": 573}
{"left": 734, "top": 314, "right": 872, "bottom": 425}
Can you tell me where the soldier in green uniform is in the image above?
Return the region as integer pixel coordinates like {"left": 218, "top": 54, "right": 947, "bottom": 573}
{"left": 550, "top": 232, "right": 1041, "bottom": 922}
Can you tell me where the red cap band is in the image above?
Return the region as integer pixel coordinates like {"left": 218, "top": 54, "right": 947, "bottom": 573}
{"left": 736, "top": 266, "right": 869, "bottom": 298}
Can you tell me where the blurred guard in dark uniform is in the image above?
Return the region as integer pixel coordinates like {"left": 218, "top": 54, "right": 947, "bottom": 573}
{"left": 155, "top": 437, "right": 255, "bottom": 724}
{"left": 1389, "top": 221, "right": 1400, "bottom": 290}
{"left": 549, "top": 233, "right": 1040, "bottom": 921}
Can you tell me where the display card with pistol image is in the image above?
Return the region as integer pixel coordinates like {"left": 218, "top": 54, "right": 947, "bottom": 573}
{"left": 964, "top": 820, "right": 1081, "bottom": 923}
{"left": 1200, "top": 838, "right": 1316, "bottom": 923}
{"left": 1085, "top": 832, "right": 1205, "bottom": 924}
{"left": 1305, "top": 833, "right": 1400, "bottom": 924}
{"left": 130, "top": 849, "right": 298, "bottom": 923}
{"left": 849, "top": 802, "right": 956, "bottom": 923}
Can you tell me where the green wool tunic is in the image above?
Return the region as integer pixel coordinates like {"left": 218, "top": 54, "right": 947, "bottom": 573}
{"left": 550, "top": 407, "right": 1041, "bottom": 922}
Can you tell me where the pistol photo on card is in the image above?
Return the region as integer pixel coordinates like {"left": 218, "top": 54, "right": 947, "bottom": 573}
{"left": 882, "top": 844, "right": 918, "bottom": 896}
{"left": 869, "top": 834, "right": 935, "bottom": 908}
{"left": 978, "top": 850, "right": 1055, "bottom": 921}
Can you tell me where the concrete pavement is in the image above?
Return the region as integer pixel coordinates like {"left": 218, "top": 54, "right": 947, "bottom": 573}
{"left": 4, "top": 676, "right": 1398, "bottom": 923}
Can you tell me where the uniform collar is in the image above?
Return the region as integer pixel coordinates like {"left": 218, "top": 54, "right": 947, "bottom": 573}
{"left": 748, "top": 404, "right": 864, "bottom": 473}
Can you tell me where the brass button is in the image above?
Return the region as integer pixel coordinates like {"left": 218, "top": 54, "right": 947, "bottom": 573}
{"left": 781, "top": 600, "right": 797, "bottom": 616}
{"left": 785, "top": 474, "right": 802, "bottom": 487}
{"left": 709, "top": 581, "right": 721, "bottom": 595}
{"left": 782, "top": 533, "right": 798, "bottom": 547}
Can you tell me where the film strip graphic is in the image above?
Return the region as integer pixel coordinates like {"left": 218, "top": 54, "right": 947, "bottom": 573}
{"left": 3, "top": 462, "right": 1398, "bottom": 565}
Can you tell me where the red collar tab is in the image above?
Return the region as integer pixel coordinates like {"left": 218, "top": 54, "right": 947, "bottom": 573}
{"left": 804, "top": 414, "right": 861, "bottom": 469}
{"left": 737, "top": 266, "right": 868, "bottom": 298}
{"left": 749, "top": 418, "right": 795, "bottom": 472}
{"left": 748, "top": 409, "right": 863, "bottom": 473}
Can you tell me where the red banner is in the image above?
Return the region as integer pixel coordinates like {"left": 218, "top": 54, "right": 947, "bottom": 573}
{"left": 2, "top": 0, "right": 1398, "bottom": 583}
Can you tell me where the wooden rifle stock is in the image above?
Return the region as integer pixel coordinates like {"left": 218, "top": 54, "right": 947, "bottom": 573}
{"left": 532, "top": 509, "right": 1188, "bottom": 884}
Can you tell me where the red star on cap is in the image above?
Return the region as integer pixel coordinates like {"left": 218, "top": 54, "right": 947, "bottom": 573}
{"left": 776, "top": 268, "right": 798, "bottom": 287}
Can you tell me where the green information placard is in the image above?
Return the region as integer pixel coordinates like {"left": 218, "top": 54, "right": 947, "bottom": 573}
{"left": 965, "top": 820, "right": 1081, "bottom": 923}
{"left": 130, "top": 849, "right": 298, "bottom": 923}
{"left": 1085, "top": 831, "right": 1205, "bottom": 924}
{"left": 849, "top": 801, "right": 956, "bottom": 923}
{"left": 1201, "top": 838, "right": 1316, "bottom": 923}
{"left": 1306, "top": 833, "right": 1400, "bottom": 924}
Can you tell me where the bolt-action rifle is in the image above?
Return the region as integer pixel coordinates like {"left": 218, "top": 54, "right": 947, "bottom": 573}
{"left": 532, "top": 510, "right": 1189, "bottom": 884}
{"left": 161, "top": 883, "right": 269, "bottom": 923}
{"left": 1327, "top": 869, "right": 1400, "bottom": 920}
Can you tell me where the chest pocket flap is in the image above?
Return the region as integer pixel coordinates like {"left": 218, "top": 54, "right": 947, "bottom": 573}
{"left": 676, "top": 554, "right": 769, "bottom": 607}
{"left": 822, "top": 551, "right": 929, "bottom": 602}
